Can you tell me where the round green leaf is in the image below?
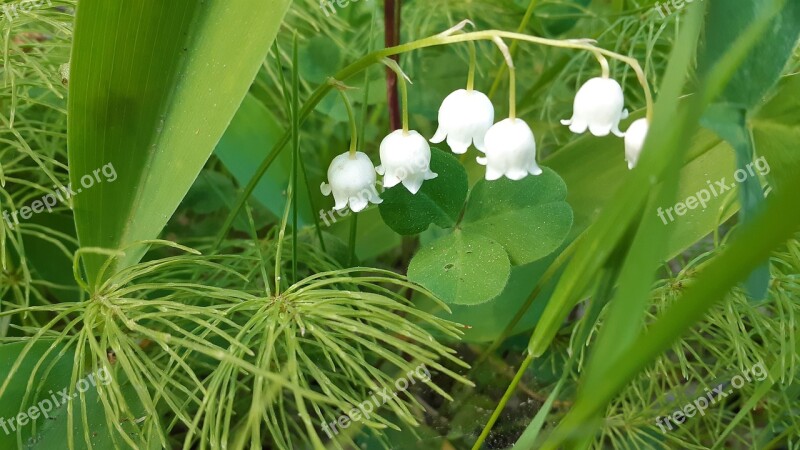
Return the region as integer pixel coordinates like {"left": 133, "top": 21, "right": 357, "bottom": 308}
{"left": 379, "top": 147, "right": 469, "bottom": 235}
{"left": 408, "top": 230, "right": 511, "bottom": 305}
{"left": 461, "top": 167, "right": 573, "bottom": 265}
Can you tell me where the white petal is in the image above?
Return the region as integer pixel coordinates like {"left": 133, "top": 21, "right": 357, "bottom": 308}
{"left": 568, "top": 119, "right": 589, "bottom": 134}
{"left": 383, "top": 172, "right": 401, "bottom": 188}
{"left": 624, "top": 118, "right": 649, "bottom": 169}
{"left": 430, "top": 126, "right": 447, "bottom": 144}
{"left": 485, "top": 165, "right": 503, "bottom": 181}
{"left": 333, "top": 191, "right": 348, "bottom": 211}
{"left": 473, "top": 129, "right": 488, "bottom": 152}
{"left": 402, "top": 172, "right": 425, "bottom": 194}
{"left": 589, "top": 122, "right": 613, "bottom": 137}
{"left": 446, "top": 132, "right": 470, "bottom": 155}
{"left": 349, "top": 195, "right": 368, "bottom": 212}
{"left": 424, "top": 170, "right": 438, "bottom": 181}
{"left": 320, "top": 182, "right": 332, "bottom": 196}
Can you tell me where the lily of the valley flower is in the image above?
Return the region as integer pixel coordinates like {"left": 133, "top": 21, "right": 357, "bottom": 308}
{"left": 430, "top": 89, "right": 495, "bottom": 155}
{"left": 477, "top": 118, "right": 542, "bottom": 181}
{"left": 377, "top": 130, "right": 438, "bottom": 194}
{"left": 561, "top": 77, "right": 628, "bottom": 137}
{"left": 624, "top": 118, "right": 649, "bottom": 169}
{"left": 320, "top": 152, "right": 382, "bottom": 212}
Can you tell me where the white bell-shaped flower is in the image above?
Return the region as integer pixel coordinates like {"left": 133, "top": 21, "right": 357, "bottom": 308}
{"left": 476, "top": 118, "right": 542, "bottom": 181}
{"left": 320, "top": 151, "right": 382, "bottom": 212}
{"left": 376, "top": 130, "right": 438, "bottom": 194}
{"left": 561, "top": 77, "right": 628, "bottom": 137}
{"left": 430, "top": 89, "right": 495, "bottom": 155}
{"left": 624, "top": 118, "right": 649, "bottom": 169}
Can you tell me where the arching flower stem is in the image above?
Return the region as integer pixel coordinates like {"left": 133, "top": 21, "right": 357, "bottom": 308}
{"left": 332, "top": 81, "right": 359, "bottom": 158}
{"left": 467, "top": 40, "right": 477, "bottom": 91}
{"left": 493, "top": 36, "right": 516, "bottom": 120}
{"left": 594, "top": 51, "right": 610, "bottom": 79}
{"left": 382, "top": 57, "right": 411, "bottom": 133}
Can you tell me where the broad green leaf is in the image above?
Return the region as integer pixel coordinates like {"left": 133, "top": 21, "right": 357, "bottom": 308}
{"left": 408, "top": 230, "right": 511, "bottom": 306}
{"left": 751, "top": 74, "right": 800, "bottom": 191}
{"left": 68, "top": 0, "right": 292, "bottom": 286}
{"left": 0, "top": 341, "right": 148, "bottom": 449}
{"left": 0, "top": 341, "right": 74, "bottom": 449}
{"left": 698, "top": 0, "right": 798, "bottom": 299}
{"left": 28, "top": 373, "right": 151, "bottom": 450}
{"left": 24, "top": 213, "right": 79, "bottom": 302}
{"left": 699, "top": 0, "right": 800, "bottom": 110}
{"left": 461, "top": 168, "right": 573, "bottom": 265}
{"left": 407, "top": 167, "right": 570, "bottom": 306}
{"left": 215, "top": 94, "right": 315, "bottom": 226}
{"left": 378, "top": 148, "right": 468, "bottom": 235}
{"left": 702, "top": 104, "right": 771, "bottom": 299}
{"left": 299, "top": 36, "right": 343, "bottom": 85}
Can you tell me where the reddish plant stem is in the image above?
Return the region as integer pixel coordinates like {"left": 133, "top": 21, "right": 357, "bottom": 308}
{"left": 384, "top": 0, "right": 401, "bottom": 131}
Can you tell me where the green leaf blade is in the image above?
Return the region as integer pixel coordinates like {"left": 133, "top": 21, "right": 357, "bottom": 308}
{"left": 68, "top": 0, "right": 292, "bottom": 285}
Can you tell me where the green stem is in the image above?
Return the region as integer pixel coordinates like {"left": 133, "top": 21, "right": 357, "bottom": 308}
{"left": 213, "top": 29, "right": 653, "bottom": 250}
{"left": 467, "top": 40, "right": 477, "bottom": 91}
{"left": 337, "top": 88, "right": 358, "bottom": 157}
{"left": 595, "top": 51, "right": 610, "bottom": 78}
{"left": 471, "top": 353, "right": 534, "bottom": 450}
{"left": 509, "top": 66, "right": 517, "bottom": 120}
{"left": 382, "top": 58, "right": 409, "bottom": 132}
{"left": 347, "top": 214, "right": 358, "bottom": 266}
{"left": 291, "top": 33, "right": 299, "bottom": 283}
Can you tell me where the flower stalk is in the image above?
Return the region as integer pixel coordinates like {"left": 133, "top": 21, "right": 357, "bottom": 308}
{"left": 493, "top": 36, "right": 516, "bottom": 120}
{"left": 382, "top": 57, "right": 411, "bottom": 133}
{"left": 332, "top": 80, "right": 359, "bottom": 157}
{"left": 467, "top": 40, "right": 477, "bottom": 91}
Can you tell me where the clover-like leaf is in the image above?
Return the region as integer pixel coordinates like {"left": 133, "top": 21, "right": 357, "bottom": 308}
{"left": 379, "top": 147, "right": 468, "bottom": 235}
{"left": 461, "top": 167, "right": 573, "bottom": 265}
{"left": 408, "top": 230, "right": 511, "bottom": 306}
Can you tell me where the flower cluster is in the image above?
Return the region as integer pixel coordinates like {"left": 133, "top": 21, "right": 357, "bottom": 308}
{"left": 321, "top": 43, "right": 651, "bottom": 213}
